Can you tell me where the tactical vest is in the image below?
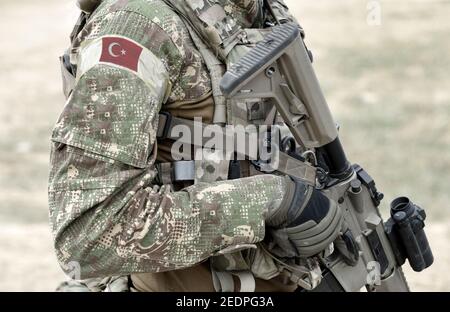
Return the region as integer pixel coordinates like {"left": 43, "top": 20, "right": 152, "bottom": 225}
{"left": 61, "top": 0, "right": 320, "bottom": 292}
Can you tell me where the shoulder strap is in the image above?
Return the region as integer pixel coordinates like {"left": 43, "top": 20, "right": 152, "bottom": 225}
{"left": 185, "top": 25, "right": 228, "bottom": 125}
{"left": 70, "top": 12, "right": 88, "bottom": 44}
{"left": 162, "top": 0, "right": 231, "bottom": 125}
{"left": 162, "top": 0, "right": 246, "bottom": 62}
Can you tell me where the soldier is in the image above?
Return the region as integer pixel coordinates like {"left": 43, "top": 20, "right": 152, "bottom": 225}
{"left": 50, "top": 0, "right": 343, "bottom": 292}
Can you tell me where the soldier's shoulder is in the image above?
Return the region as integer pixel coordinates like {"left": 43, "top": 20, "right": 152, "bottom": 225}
{"left": 90, "top": 0, "right": 188, "bottom": 79}
{"left": 95, "top": 0, "right": 176, "bottom": 17}
{"left": 94, "top": 0, "right": 185, "bottom": 37}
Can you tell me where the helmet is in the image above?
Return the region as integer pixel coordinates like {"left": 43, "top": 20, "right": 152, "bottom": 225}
{"left": 77, "top": 0, "right": 102, "bottom": 13}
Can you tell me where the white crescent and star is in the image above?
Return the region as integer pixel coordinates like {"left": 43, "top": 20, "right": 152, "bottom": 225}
{"left": 108, "top": 42, "right": 127, "bottom": 58}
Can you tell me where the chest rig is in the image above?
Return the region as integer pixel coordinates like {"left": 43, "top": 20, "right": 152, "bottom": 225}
{"left": 62, "top": 0, "right": 320, "bottom": 292}
{"left": 158, "top": 0, "right": 315, "bottom": 184}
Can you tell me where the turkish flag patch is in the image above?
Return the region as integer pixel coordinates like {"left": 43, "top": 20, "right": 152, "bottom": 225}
{"left": 100, "top": 37, "right": 143, "bottom": 72}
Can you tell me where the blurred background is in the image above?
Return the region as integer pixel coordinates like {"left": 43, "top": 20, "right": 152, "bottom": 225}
{"left": 0, "top": 0, "right": 448, "bottom": 291}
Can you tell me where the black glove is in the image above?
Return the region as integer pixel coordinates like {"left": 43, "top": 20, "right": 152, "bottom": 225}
{"left": 265, "top": 176, "right": 343, "bottom": 258}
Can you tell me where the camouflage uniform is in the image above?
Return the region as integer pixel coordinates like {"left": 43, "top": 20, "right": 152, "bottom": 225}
{"left": 50, "top": 0, "right": 300, "bottom": 291}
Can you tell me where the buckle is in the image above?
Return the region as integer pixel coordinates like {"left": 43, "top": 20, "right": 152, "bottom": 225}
{"left": 157, "top": 112, "right": 173, "bottom": 140}
{"left": 173, "top": 161, "right": 195, "bottom": 182}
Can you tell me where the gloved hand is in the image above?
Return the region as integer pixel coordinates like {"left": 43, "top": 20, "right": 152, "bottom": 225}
{"left": 265, "top": 176, "right": 343, "bottom": 258}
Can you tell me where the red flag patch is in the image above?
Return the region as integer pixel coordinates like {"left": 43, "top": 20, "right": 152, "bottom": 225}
{"left": 100, "top": 37, "right": 143, "bottom": 72}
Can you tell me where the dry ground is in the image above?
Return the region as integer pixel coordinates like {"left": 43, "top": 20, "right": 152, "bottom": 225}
{"left": 0, "top": 0, "right": 448, "bottom": 291}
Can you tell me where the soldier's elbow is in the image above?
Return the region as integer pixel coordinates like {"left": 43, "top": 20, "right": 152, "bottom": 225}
{"left": 53, "top": 229, "right": 103, "bottom": 279}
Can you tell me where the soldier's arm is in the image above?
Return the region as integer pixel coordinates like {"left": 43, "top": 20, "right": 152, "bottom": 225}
{"left": 49, "top": 5, "right": 289, "bottom": 279}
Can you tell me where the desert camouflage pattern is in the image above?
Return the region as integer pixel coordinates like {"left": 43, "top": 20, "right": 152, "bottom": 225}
{"left": 49, "top": 0, "right": 289, "bottom": 279}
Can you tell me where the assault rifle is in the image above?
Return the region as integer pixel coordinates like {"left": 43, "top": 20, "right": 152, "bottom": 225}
{"left": 220, "top": 22, "right": 433, "bottom": 292}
